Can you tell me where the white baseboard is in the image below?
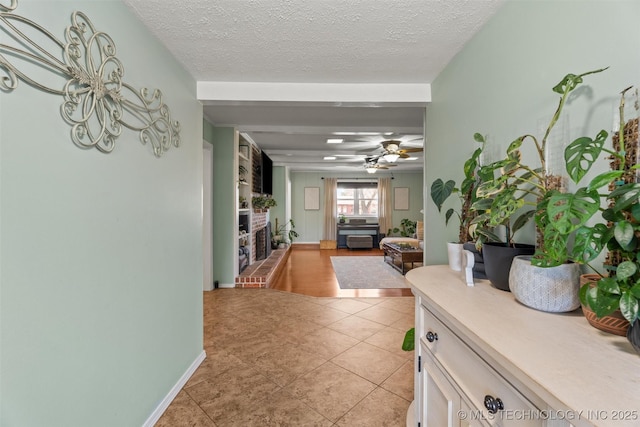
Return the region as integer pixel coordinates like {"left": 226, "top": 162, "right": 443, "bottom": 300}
{"left": 218, "top": 283, "right": 236, "bottom": 288}
{"left": 142, "top": 349, "right": 206, "bottom": 427}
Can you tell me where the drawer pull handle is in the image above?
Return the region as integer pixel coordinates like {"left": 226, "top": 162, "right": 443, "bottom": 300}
{"left": 484, "top": 395, "right": 504, "bottom": 414}
{"left": 426, "top": 331, "right": 438, "bottom": 342}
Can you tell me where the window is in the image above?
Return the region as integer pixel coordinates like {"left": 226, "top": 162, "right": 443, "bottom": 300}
{"left": 337, "top": 182, "right": 378, "bottom": 216}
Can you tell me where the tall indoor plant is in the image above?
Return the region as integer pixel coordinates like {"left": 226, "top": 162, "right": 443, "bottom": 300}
{"left": 538, "top": 85, "right": 640, "bottom": 342}
{"left": 472, "top": 68, "right": 608, "bottom": 300}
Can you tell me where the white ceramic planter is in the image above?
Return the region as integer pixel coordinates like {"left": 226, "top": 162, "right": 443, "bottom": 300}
{"left": 447, "top": 242, "right": 463, "bottom": 271}
{"left": 509, "top": 255, "right": 580, "bottom": 312}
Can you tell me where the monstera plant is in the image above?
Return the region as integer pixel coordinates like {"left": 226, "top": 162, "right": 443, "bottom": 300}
{"left": 468, "top": 68, "right": 609, "bottom": 298}
{"left": 471, "top": 67, "right": 609, "bottom": 263}
{"left": 541, "top": 86, "right": 640, "bottom": 328}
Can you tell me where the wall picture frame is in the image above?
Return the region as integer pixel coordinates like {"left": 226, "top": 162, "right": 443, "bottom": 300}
{"left": 394, "top": 187, "right": 409, "bottom": 210}
{"left": 304, "top": 187, "right": 320, "bottom": 210}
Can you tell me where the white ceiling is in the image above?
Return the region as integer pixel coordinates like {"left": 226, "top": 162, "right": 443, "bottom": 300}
{"left": 123, "top": 0, "right": 505, "bottom": 172}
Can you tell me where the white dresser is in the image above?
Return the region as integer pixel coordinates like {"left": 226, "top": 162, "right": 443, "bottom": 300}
{"left": 405, "top": 265, "right": 639, "bottom": 427}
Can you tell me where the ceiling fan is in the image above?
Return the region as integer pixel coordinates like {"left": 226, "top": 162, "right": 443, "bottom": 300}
{"left": 378, "top": 139, "right": 423, "bottom": 162}
{"left": 363, "top": 156, "right": 396, "bottom": 174}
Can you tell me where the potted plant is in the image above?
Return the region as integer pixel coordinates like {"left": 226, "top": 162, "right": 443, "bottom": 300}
{"left": 252, "top": 195, "right": 277, "bottom": 212}
{"left": 537, "top": 85, "right": 640, "bottom": 343}
{"left": 471, "top": 68, "right": 608, "bottom": 301}
{"left": 338, "top": 213, "right": 346, "bottom": 224}
{"left": 431, "top": 134, "right": 488, "bottom": 272}
{"left": 271, "top": 218, "right": 299, "bottom": 248}
{"left": 387, "top": 218, "right": 417, "bottom": 237}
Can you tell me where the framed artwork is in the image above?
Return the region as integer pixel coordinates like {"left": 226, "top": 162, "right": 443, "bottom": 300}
{"left": 304, "top": 187, "right": 320, "bottom": 210}
{"left": 394, "top": 187, "right": 409, "bottom": 210}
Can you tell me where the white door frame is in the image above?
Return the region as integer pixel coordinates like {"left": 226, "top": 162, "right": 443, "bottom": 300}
{"left": 203, "top": 141, "right": 214, "bottom": 291}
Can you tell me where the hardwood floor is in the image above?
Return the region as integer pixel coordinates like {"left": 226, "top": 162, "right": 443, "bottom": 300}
{"left": 271, "top": 245, "right": 415, "bottom": 298}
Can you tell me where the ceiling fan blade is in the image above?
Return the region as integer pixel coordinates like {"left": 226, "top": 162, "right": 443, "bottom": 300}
{"left": 398, "top": 147, "right": 423, "bottom": 153}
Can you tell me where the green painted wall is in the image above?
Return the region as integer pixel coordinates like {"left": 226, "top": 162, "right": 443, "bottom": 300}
{"left": 0, "top": 2, "right": 203, "bottom": 426}
{"left": 206, "top": 124, "right": 237, "bottom": 287}
{"left": 425, "top": 0, "right": 640, "bottom": 265}
{"left": 290, "top": 172, "right": 424, "bottom": 242}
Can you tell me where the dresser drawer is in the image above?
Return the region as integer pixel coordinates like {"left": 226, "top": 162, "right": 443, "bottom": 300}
{"left": 420, "top": 304, "right": 542, "bottom": 427}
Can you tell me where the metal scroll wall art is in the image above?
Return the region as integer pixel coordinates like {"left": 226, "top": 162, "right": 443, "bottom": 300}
{"left": 0, "top": 1, "right": 180, "bottom": 157}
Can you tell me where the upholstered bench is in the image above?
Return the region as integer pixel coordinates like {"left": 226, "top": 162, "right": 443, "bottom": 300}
{"left": 346, "top": 235, "right": 373, "bottom": 249}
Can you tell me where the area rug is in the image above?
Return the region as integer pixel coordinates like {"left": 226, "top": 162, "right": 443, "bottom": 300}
{"left": 330, "top": 256, "right": 409, "bottom": 289}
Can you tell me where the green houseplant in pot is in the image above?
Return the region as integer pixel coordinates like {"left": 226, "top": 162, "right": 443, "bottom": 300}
{"left": 252, "top": 195, "right": 277, "bottom": 212}
{"left": 430, "top": 134, "right": 487, "bottom": 273}
{"left": 539, "top": 85, "right": 640, "bottom": 344}
{"left": 387, "top": 218, "right": 417, "bottom": 237}
{"left": 271, "top": 218, "right": 299, "bottom": 248}
{"left": 472, "top": 68, "right": 608, "bottom": 303}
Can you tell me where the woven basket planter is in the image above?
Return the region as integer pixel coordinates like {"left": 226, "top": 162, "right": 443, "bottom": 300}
{"left": 579, "top": 274, "right": 629, "bottom": 336}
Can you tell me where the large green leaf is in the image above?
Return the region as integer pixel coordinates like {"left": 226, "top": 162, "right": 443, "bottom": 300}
{"left": 586, "top": 284, "right": 621, "bottom": 318}
{"left": 564, "top": 130, "right": 609, "bottom": 183}
{"left": 474, "top": 227, "right": 502, "bottom": 243}
{"left": 630, "top": 282, "right": 640, "bottom": 299}
{"left": 430, "top": 179, "right": 456, "bottom": 212}
{"left": 571, "top": 224, "right": 611, "bottom": 263}
{"left": 598, "top": 276, "right": 622, "bottom": 294}
{"left": 445, "top": 208, "right": 456, "bottom": 226}
{"left": 609, "top": 183, "right": 640, "bottom": 212}
{"left": 532, "top": 225, "right": 568, "bottom": 267}
{"left": 547, "top": 188, "right": 600, "bottom": 234}
{"left": 619, "top": 291, "right": 639, "bottom": 323}
{"left": 463, "top": 147, "right": 482, "bottom": 178}
{"left": 512, "top": 210, "right": 535, "bottom": 235}
{"left": 602, "top": 207, "right": 625, "bottom": 222}
{"left": 488, "top": 187, "right": 523, "bottom": 228}
{"left": 615, "top": 260, "right": 637, "bottom": 281}
{"left": 471, "top": 198, "right": 494, "bottom": 212}
{"left": 402, "top": 328, "right": 415, "bottom": 351}
{"left": 476, "top": 175, "right": 508, "bottom": 198}
{"left": 460, "top": 176, "right": 475, "bottom": 195}
{"left": 473, "top": 133, "right": 486, "bottom": 143}
{"left": 587, "top": 170, "right": 624, "bottom": 192}
{"left": 614, "top": 221, "right": 635, "bottom": 250}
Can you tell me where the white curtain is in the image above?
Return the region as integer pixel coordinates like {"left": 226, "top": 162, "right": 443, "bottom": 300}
{"left": 323, "top": 178, "right": 338, "bottom": 240}
{"left": 378, "top": 177, "right": 392, "bottom": 235}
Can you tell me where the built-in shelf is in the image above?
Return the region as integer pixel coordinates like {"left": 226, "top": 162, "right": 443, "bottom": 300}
{"left": 239, "top": 208, "right": 250, "bottom": 213}
{"left": 238, "top": 181, "right": 249, "bottom": 186}
{"left": 238, "top": 152, "right": 249, "bottom": 162}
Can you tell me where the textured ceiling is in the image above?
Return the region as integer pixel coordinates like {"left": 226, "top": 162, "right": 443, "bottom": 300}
{"left": 123, "top": 0, "right": 505, "bottom": 171}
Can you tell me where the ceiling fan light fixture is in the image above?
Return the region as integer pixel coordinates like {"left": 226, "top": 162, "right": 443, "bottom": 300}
{"left": 383, "top": 153, "right": 400, "bottom": 163}
{"left": 323, "top": 156, "right": 337, "bottom": 160}
{"left": 365, "top": 165, "right": 377, "bottom": 174}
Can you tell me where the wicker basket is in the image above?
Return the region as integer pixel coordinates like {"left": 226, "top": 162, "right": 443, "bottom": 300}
{"left": 580, "top": 274, "right": 630, "bottom": 336}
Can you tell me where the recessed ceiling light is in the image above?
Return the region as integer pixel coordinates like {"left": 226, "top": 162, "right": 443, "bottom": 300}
{"left": 323, "top": 156, "right": 337, "bottom": 160}
{"left": 326, "top": 138, "right": 344, "bottom": 144}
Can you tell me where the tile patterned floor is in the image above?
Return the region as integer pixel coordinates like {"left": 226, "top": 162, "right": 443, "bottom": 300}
{"left": 156, "top": 288, "right": 415, "bottom": 426}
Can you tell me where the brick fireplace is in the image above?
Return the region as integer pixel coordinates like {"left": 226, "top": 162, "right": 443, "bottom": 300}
{"left": 251, "top": 210, "right": 268, "bottom": 263}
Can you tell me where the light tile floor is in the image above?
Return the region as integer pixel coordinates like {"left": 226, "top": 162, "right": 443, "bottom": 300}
{"left": 156, "top": 288, "right": 415, "bottom": 426}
